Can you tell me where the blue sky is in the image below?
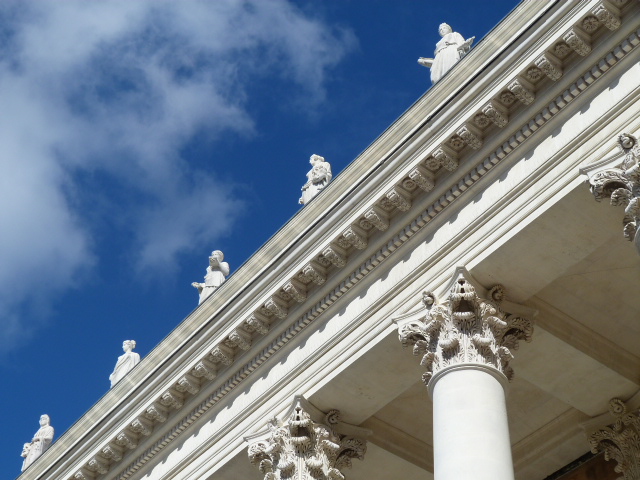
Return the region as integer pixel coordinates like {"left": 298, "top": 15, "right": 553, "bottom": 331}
{"left": 1, "top": 0, "right": 519, "bottom": 475}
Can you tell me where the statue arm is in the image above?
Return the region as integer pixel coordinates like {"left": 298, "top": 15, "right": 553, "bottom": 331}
{"left": 220, "top": 262, "right": 230, "bottom": 277}
{"left": 418, "top": 57, "right": 434, "bottom": 68}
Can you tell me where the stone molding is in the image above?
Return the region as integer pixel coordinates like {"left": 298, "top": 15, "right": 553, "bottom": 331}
{"left": 246, "top": 396, "right": 369, "bottom": 480}
{"left": 584, "top": 392, "right": 640, "bottom": 480}
{"left": 396, "top": 267, "right": 534, "bottom": 387}
{"left": 37, "top": 4, "right": 640, "bottom": 480}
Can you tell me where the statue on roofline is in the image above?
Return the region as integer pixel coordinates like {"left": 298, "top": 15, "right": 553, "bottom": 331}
{"left": 109, "top": 340, "right": 141, "bottom": 387}
{"left": 21, "top": 414, "right": 54, "bottom": 472}
{"left": 418, "top": 23, "right": 475, "bottom": 84}
{"left": 192, "top": 250, "right": 230, "bottom": 304}
{"left": 299, "top": 154, "right": 332, "bottom": 205}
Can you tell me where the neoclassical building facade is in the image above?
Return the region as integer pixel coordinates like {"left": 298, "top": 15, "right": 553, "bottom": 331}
{"left": 18, "top": 1, "right": 640, "bottom": 479}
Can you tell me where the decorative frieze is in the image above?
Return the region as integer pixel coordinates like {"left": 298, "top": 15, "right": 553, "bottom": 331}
{"left": 587, "top": 397, "right": 640, "bottom": 480}
{"left": 361, "top": 207, "right": 389, "bottom": 231}
{"left": 322, "top": 245, "right": 347, "bottom": 268}
{"left": 593, "top": 3, "right": 621, "bottom": 31}
{"left": 397, "top": 268, "right": 533, "bottom": 385}
{"left": 481, "top": 101, "right": 508, "bottom": 127}
{"left": 283, "top": 279, "right": 308, "bottom": 302}
{"left": 456, "top": 124, "right": 483, "bottom": 150}
{"left": 144, "top": 403, "right": 168, "bottom": 423}
{"left": 535, "top": 53, "right": 563, "bottom": 81}
{"left": 584, "top": 133, "right": 640, "bottom": 252}
{"left": 507, "top": 78, "right": 535, "bottom": 105}
{"left": 563, "top": 28, "right": 591, "bottom": 56}
{"left": 247, "top": 397, "right": 369, "bottom": 480}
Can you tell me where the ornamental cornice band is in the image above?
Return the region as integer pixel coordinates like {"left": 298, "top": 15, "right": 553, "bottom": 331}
{"left": 398, "top": 268, "right": 533, "bottom": 386}
{"left": 588, "top": 397, "right": 640, "bottom": 480}
{"left": 246, "top": 397, "right": 369, "bottom": 480}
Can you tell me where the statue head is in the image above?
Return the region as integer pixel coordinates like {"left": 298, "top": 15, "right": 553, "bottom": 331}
{"left": 21, "top": 443, "right": 31, "bottom": 457}
{"left": 438, "top": 23, "right": 453, "bottom": 37}
{"left": 309, "top": 154, "right": 325, "bottom": 166}
{"left": 39, "top": 414, "right": 50, "bottom": 427}
{"left": 122, "top": 340, "right": 136, "bottom": 353}
{"left": 210, "top": 250, "right": 224, "bottom": 262}
{"left": 618, "top": 133, "right": 637, "bottom": 152}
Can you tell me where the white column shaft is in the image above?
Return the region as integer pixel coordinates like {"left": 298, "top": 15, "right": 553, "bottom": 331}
{"left": 431, "top": 364, "right": 514, "bottom": 480}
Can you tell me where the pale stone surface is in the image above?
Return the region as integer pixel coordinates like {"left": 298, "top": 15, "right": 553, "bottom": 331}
{"left": 246, "top": 396, "right": 368, "bottom": 480}
{"left": 418, "top": 23, "right": 474, "bottom": 84}
{"left": 299, "top": 154, "right": 332, "bottom": 205}
{"left": 192, "top": 250, "right": 230, "bottom": 304}
{"left": 109, "top": 340, "right": 140, "bottom": 388}
{"left": 21, "top": 415, "right": 54, "bottom": 472}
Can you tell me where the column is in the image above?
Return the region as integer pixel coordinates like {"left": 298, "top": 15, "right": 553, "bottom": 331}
{"left": 397, "top": 267, "right": 534, "bottom": 480}
{"left": 246, "top": 396, "right": 369, "bottom": 480}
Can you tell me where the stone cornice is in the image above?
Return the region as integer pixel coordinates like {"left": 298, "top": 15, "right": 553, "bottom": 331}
{"left": 21, "top": 2, "right": 640, "bottom": 479}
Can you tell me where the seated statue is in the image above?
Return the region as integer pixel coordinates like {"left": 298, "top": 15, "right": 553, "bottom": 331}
{"left": 299, "top": 154, "right": 332, "bottom": 205}
{"left": 21, "top": 415, "right": 54, "bottom": 471}
{"left": 418, "top": 23, "right": 474, "bottom": 84}
{"left": 109, "top": 340, "right": 141, "bottom": 387}
{"left": 192, "top": 250, "right": 230, "bottom": 304}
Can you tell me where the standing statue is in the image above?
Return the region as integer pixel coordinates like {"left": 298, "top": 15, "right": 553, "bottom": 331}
{"left": 109, "top": 340, "right": 141, "bottom": 387}
{"left": 21, "top": 415, "right": 54, "bottom": 472}
{"left": 418, "top": 23, "right": 475, "bottom": 84}
{"left": 192, "top": 250, "right": 230, "bottom": 304}
{"left": 299, "top": 154, "right": 332, "bottom": 205}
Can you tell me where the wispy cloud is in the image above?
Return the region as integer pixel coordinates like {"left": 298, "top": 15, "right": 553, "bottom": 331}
{"left": 0, "top": 0, "right": 356, "bottom": 349}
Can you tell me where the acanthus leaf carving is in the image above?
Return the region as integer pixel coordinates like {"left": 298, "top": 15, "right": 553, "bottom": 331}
{"left": 283, "top": 279, "right": 308, "bottom": 302}
{"left": 264, "top": 295, "right": 289, "bottom": 318}
{"left": 245, "top": 313, "right": 270, "bottom": 335}
{"left": 456, "top": 124, "right": 483, "bottom": 150}
{"left": 361, "top": 207, "right": 389, "bottom": 231}
{"left": 431, "top": 146, "right": 459, "bottom": 172}
{"left": 210, "top": 344, "right": 235, "bottom": 366}
{"left": 408, "top": 165, "right": 436, "bottom": 192}
{"left": 563, "top": 28, "right": 591, "bottom": 56}
{"left": 342, "top": 225, "right": 368, "bottom": 250}
{"left": 101, "top": 444, "right": 123, "bottom": 462}
{"left": 226, "top": 329, "right": 253, "bottom": 351}
{"left": 176, "top": 374, "right": 200, "bottom": 395}
{"left": 397, "top": 269, "right": 533, "bottom": 386}
{"left": 160, "top": 390, "right": 184, "bottom": 410}
{"left": 481, "top": 101, "right": 508, "bottom": 128}
{"left": 507, "top": 78, "right": 535, "bottom": 105}
{"left": 247, "top": 397, "right": 368, "bottom": 480}
{"left": 192, "top": 359, "right": 218, "bottom": 380}
{"left": 585, "top": 133, "right": 640, "bottom": 247}
{"left": 87, "top": 456, "right": 109, "bottom": 475}
{"left": 592, "top": 3, "right": 621, "bottom": 31}
{"left": 298, "top": 262, "right": 327, "bottom": 286}
{"left": 587, "top": 397, "right": 640, "bottom": 480}
{"left": 534, "top": 53, "right": 563, "bottom": 81}
{"left": 381, "top": 187, "right": 411, "bottom": 212}
{"left": 144, "top": 403, "right": 168, "bottom": 423}
{"left": 115, "top": 431, "right": 137, "bottom": 450}
{"left": 322, "top": 245, "right": 347, "bottom": 268}
{"left": 130, "top": 417, "right": 153, "bottom": 436}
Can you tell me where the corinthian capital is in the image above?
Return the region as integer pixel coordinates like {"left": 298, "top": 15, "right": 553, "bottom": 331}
{"left": 396, "top": 267, "right": 534, "bottom": 386}
{"left": 585, "top": 394, "right": 640, "bottom": 480}
{"left": 246, "top": 396, "right": 369, "bottom": 480}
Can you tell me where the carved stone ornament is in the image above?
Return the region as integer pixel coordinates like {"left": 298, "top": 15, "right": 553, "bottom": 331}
{"left": 586, "top": 395, "right": 640, "bottom": 480}
{"left": 246, "top": 396, "right": 370, "bottom": 480}
{"left": 583, "top": 133, "right": 640, "bottom": 253}
{"left": 396, "top": 267, "right": 534, "bottom": 386}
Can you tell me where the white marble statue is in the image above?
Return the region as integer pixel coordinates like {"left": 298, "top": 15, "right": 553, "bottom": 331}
{"left": 299, "top": 154, "right": 332, "bottom": 205}
{"left": 21, "top": 415, "right": 54, "bottom": 472}
{"left": 192, "top": 250, "right": 230, "bottom": 304}
{"left": 109, "top": 340, "right": 141, "bottom": 387}
{"left": 418, "top": 23, "right": 475, "bottom": 84}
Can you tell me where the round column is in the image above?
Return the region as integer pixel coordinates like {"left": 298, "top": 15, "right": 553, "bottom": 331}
{"left": 430, "top": 364, "right": 514, "bottom": 480}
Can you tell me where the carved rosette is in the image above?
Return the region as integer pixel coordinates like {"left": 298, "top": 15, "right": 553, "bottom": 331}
{"left": 588, "top": 398, "right": 640, "bottom": 480}
{"left": 586, "top": 133, "right": 640, "bottom": 247}
{"left": 398, "top": 269, "right": 533, "bottom": 386}
{"left": 247, "top": 397, "right": 368, "bottom": 480}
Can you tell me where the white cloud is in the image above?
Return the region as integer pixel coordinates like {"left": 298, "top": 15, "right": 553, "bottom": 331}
{"left": 0, "top": 0, "right": 355, "bottom": 350}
